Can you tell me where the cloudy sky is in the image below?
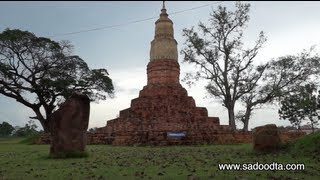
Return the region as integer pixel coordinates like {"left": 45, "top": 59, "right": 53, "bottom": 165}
{"left": 1, "top": 1, "right": 320, "bottom": 130}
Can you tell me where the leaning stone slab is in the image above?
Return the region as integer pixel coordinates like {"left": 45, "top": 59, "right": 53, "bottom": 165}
{"left": 49, "top": 93, "right": 90, "bottom": 158}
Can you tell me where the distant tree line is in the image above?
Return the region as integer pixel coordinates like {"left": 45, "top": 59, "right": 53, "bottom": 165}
{"left": 0, "top": 121, "right": 103, "bottom": 137}
{"left": 0, "top": 120, "right": 39, "bottom": 137}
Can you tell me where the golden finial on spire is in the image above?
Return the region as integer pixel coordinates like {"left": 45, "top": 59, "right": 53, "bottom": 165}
{"left": 161, "top": 1, "right": 167, "bottom": 15}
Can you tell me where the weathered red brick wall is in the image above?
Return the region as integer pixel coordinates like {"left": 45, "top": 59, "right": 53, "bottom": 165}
{"left": 279, "top": 131, "right": 306, "bottom": 141}
{"left": 35, "top": 129, "right": 307, "bottom": 145}
{"left": 87, "top": 132, "right": 111, "bottom": 144}
{"left": 234, "top": 131, "right": 253, "bottom": 143}
{"left": 35, "top": 133, "right": 51, "bottom": 144}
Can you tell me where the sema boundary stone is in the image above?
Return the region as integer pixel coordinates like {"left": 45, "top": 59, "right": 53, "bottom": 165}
{"left": 49, "top": 93, "right": 90, "bottom": 157}
{"left": 253, "top": 124, "right": 281, "bottom": 152}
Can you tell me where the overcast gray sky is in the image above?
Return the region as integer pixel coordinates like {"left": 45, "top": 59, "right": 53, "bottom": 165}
{"left": 1, "top": 1, "right": 320, "bottom": 130}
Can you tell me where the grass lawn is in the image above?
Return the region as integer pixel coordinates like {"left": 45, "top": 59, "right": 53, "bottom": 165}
{"left": 0, "top": 137, "right": 319, "bottom": 179}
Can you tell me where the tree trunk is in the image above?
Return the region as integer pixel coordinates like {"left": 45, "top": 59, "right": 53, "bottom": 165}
{"left": 242, "top": 106, "right": 252, "bottom": 131}
{"left": 227, "top": 107, "right": 236, "bottom": 131}
{"left": 243, "top": 118, "right": 249, "bottom": 132}
{"left": 31, "top": 107, "right": 51, "bottom": 133}
{"left": 39, "top": 119, "right": 51, "bottom": 133}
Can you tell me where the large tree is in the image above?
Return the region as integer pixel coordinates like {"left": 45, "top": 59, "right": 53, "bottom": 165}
{"left": 279, "top": 84, "right": 319, "bottom": 132}
{"left": 237, "top": 49, "right": 320, "bottom": 131}
{"left": 181, "top": 2, "right": 267, "bottom": 130}
{"left": 0, "top": 29, "right": 114, "bottom": 132}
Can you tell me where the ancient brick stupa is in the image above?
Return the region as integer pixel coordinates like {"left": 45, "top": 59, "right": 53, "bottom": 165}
{"left": 100, "top": 2, "right": 235, "bottom": 145}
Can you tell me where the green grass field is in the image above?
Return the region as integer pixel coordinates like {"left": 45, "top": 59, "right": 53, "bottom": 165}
{"left": 0, "top": 136, "right": 319, "bottom": 180}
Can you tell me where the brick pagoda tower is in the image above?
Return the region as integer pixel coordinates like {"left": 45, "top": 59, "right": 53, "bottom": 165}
{"left": 100, "top": 2, "right": 235, "bottom": 145}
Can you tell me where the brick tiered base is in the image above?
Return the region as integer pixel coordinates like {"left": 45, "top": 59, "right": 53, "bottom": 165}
{"left": 35, "top": 130, "right": 306, "bottom": 145}
{"left": 97, "top": 60, "right": 236, "bottom": 145}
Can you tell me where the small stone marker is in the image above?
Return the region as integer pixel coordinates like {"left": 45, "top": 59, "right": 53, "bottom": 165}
{"left": 253, "top": 124, "right": 281, "bottom": 152}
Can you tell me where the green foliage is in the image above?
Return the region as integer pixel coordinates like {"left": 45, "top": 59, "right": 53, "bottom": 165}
{"left": 12, "top": 120, "right": 39, "bottom": 137}
{"left": 279, "top": 84, "right": 320, "bottom": 129}
{"left": 291, "top": 132, "right": 320, "bottom": 156}
{"left": 19, "top": 133, "right": 41, "bottom": 145}
{"left": 0, "top": 121, "right": 14, "bottom": 136}
{"left": 0, "top": 28, "right": 114, "bottom": 132}
{"left": 13, "top": 127, "right": 38, "bottom": 137}
{"left": 237, "top": 48, "right": 320, "bottom": 131}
